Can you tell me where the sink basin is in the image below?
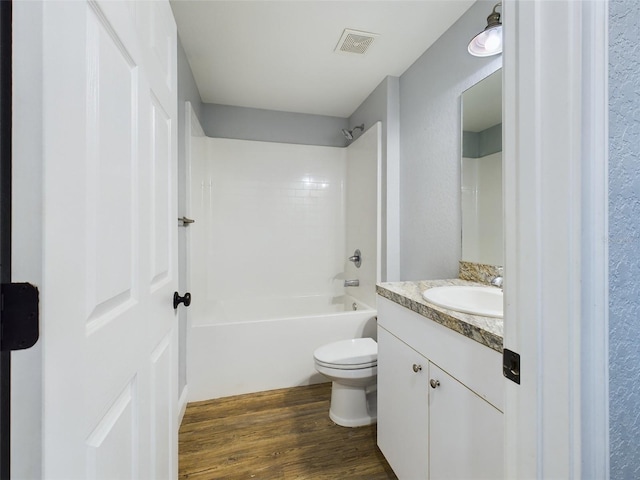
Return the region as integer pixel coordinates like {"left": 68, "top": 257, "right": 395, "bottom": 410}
{"left": 421, "top": 286, "right": 503, "bottom": 318}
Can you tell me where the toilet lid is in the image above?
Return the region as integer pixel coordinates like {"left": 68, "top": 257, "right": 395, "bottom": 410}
{"left": 313, "top": 338, "right": 377, "bottom": 369}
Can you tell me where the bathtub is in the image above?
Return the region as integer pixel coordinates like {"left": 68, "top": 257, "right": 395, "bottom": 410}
{"left": 187, "top": 294, "right": 377, "bottom": 401}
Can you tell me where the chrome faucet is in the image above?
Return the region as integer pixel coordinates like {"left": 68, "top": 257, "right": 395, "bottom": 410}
{"left": 344, "top": 279, "right": 360, "bottom": 287}
{"left": 491, "top": 276, "right": 503, "bottom": 288}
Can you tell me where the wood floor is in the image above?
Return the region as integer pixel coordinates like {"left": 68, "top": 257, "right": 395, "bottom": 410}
{"left": 179, "top": 383, "right": 397, "bottom": 480}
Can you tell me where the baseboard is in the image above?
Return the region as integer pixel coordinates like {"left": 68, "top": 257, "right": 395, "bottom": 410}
{"left": 178, "top": 385, "right": 189, "bottom": 427}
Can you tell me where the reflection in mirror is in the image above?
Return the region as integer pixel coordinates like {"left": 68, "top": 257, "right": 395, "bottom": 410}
{"left": 461, "top": 69, "right": 503, "bottom": 266}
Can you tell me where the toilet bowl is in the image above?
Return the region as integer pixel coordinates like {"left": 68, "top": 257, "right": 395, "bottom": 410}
{"left": 313, "top": 338, "right": 377, "bottom": 427}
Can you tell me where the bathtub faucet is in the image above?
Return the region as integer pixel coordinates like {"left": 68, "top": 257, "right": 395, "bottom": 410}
{"left": 344, "top": 279, "right": 359, "bottom": 287}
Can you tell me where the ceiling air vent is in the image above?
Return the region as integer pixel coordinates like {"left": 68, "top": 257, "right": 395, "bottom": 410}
{"left": 335, "top": 28, "right": 379, "bottom": 55}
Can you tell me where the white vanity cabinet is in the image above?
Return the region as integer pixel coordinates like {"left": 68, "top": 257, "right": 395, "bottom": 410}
{"left": 428, "top": 363, "right": 503, "bottom": 479}
{"left": 377, "top": 326, "right": 430, "bottom": 479}
{"left": 377, "top": 296, "right": 504, "bottom": 480}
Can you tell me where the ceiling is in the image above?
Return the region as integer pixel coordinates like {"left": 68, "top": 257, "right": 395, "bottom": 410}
{"left": 170, "top": 1, "right": 475, "bottom": 118}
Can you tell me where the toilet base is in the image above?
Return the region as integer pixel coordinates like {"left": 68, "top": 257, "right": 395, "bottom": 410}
{"left": 328, "top": 381, "right": 377, "bottom": 427}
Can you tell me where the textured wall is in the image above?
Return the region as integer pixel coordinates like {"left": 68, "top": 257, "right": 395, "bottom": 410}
{"left": 399, "top": 0, "right": 501, "bottom": 280}
{"left": 609, "top": 0, "right": 640, "bottom": 478}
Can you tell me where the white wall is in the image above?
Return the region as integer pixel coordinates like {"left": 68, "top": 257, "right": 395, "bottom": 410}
{"left": 188, "top": 132, "right": 381, "bottom": 319}
{"left": 196, "top": 138, "right": 347, "bottom": 310}
{"left": 345, "top": 123, "right": 381, "bottom": 308}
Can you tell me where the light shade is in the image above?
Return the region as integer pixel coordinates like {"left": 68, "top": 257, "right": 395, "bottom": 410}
{"left": 468, "top": 3, "right": 503, "bottom": 57}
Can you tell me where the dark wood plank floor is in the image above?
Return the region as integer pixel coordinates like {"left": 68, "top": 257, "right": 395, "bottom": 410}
{"left": 179, "top": 383, "right": 397, "bottom": 480}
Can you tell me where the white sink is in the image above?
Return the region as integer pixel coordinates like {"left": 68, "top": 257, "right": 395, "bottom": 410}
{"left": 421, "top": 286, "right": 503, "bottom": 318}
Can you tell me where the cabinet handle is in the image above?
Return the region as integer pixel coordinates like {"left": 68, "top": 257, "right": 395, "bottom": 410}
{"left": 412, "top": 364, "right": 422, "bottom": 373}
{"left": 430, "top": 379, "right": 440, "bottom": 389}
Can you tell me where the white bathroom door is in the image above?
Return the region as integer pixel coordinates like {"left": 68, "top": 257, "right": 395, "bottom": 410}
{"left": 39, "top": 1, "right": 179, "bottom": 478}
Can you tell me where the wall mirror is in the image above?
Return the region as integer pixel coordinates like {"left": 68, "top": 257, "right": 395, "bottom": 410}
{"left": 461, "top": 69, "right": 503, "bottom": 266}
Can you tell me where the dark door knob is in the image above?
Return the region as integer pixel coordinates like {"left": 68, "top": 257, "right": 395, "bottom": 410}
{"left": 173, "top": 292, "right": 191, "bottom": 309}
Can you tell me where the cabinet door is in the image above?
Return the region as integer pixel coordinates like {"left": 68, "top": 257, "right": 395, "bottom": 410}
{"left": 429, "top": 363, "right": 504, "bottom": 480}
{"left": 378, "top": 326, "right": 429, "bottom": 479}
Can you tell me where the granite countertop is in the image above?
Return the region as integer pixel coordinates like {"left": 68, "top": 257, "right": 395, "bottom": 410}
{"left": 376, "top": 279, "right": 503, "bottom": 353}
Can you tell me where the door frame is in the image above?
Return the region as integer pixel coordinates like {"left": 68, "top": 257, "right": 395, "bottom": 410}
{"left": 503, "top": 0, "right": 609, "bottom": 478}
{"left": 0, "top": 0, "right": 11, "bottom": 477}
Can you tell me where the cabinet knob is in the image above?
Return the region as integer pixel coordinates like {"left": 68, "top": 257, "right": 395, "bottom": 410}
{"left": 430, "top": 379, "right": 440, "bottom": 389}
{"left": 412, "top": 364, "right": 422, "bottom": 373}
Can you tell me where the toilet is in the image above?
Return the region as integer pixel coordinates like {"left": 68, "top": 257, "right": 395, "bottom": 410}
{"left": 313, "top": 338, "right": 377, "bottom": 427}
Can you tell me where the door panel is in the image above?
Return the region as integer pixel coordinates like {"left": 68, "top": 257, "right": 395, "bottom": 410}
{"left": 41, "top": 1, "right": 178, "bottom": 477}
{"left": 85, "top": 380, "right": 137, "bottom": 480}
{"left": 150, "top": 95, "right": 172, "bottom": 288}
{"left": 150, "top": 335, "right": 174, "bottom": 479}
{"left": 85, "top": 4, "right": 137, "bottom": 328}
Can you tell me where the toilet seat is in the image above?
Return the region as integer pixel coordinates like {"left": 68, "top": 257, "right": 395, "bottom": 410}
{"left": 313, "top": 338, "right": 377, "bottom": 370}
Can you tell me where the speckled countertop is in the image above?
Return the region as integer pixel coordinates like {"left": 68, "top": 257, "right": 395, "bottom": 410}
{"left": 376, "top": 279, "right": 503, "bottom": 353}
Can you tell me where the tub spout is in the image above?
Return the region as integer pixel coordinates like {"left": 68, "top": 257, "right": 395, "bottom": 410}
{"left": 344, "top": 279, "right": 359, "bottom": 287}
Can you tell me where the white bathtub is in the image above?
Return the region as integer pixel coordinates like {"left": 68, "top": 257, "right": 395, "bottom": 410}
{"left": 187, "top": 294, "right": 377, "bottom": 401}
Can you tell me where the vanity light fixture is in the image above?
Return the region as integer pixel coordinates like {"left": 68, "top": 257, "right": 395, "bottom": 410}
{"left": 468, "top": 2, "right": 502, "bottom": 57}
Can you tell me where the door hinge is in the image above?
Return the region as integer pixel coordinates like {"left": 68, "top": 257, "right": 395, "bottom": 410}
{"left": 1, "top": 283, "right": 39, "bottom": 351}
{"left": 503, "top": 348, "right": 520, "bottom": 384}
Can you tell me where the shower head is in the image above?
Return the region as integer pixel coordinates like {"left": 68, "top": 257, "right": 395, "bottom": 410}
{"left": 342, "top": 124, "right": 365, "bottom": 141}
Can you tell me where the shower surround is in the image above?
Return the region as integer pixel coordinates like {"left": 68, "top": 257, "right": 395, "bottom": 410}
{"left": 187, "top": 124, "right": 381, "bottom": 400}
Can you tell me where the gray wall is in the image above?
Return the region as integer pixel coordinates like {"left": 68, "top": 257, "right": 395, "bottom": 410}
{"left": 609, "top": 0, "right": 640, "bottom": 477}
{"left": 201, "top": 103, "right": 348, "bottom": 147}
{"left": 463, "top": 123, "right": 502, "bottom": 158}
{"left": 399, "top": 0, "right": 501, "bottom": 281}
{"left": 349, "top": 76, "right": 401, "bottom": 282}
{"left": 177, "top": 36, "right": 203, "bottom": 397}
